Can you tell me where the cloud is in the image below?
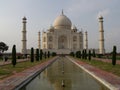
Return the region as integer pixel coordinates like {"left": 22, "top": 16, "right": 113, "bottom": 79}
{"left": 97, "top": 9, "right": 110, "bottom": 18}
{"left": 66, "top": 0, "right": 96, "bottom": 14}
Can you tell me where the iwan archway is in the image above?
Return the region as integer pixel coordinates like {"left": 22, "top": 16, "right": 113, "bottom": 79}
{"left": 58, "top": 35, "right": 67, "bottom": 49}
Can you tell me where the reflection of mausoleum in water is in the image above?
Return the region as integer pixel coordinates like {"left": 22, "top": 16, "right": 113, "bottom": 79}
{"left": 42, "top": 11, "right": 83, "bottom": 54}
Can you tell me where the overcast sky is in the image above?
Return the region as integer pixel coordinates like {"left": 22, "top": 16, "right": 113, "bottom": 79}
{"left": 0, "top": 0, "right": 120, "bottom": 53}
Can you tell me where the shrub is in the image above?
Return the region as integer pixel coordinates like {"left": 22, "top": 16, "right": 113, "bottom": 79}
{"left": 70, "top": 52, "right": 75, "bottom": 57}
{"left": 82, "top": 50, "right": 85, "bottom": 59}
{"left": 93, "top": 49, "right": 96, "bottom": 57}
{"left": 31, "top": 47, "right": 34, "bottom": 62}
{"left": 97, "top": 54, "right": 103, "bottom": 58}
{"left": 88, "top": 50, "right": 91, "bottom": 61}
{"left": 112, "top": 46, "right": 117, "bottom": 66}
{"left": 12, "top": 45, "right": 16, "bottom": 67}
{"left": 48, "top": 51, "right": 50, "bottom": 58}
{"left": 40, "top": 49, "right": 43, "bottom": 60}
{"left": 76, "top": 51, "right": 79, "bottom": 58}
{"left": 84, "top": 49, "right": 87, "bottom": 59}
{"left": 79, "top": 51, "right": 82, "bottom": 59}
{"left": 52, "top": 52, "right": 57, "bottom": 56}
{"left": 44, "top": 52, "right": 47, "bottom": 59}
{"left": 36, "top": 48, "right": 39, "bottom": 61}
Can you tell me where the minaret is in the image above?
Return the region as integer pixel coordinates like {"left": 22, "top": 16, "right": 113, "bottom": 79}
{"left": 99, "top": 16, "right": 105, "bottom": 54}
{"left": 38, "top": 31, "right": 41, "bottom": 50}
{"left": 84, "top": 31, "right": 88, "bottom": 50}
{"left": 22, "top": 17, "right": 27, "bottom": 55}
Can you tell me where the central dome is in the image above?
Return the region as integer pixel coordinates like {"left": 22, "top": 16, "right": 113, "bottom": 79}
{"left": 53, "top": 12, "right": 72, "bottom": 29}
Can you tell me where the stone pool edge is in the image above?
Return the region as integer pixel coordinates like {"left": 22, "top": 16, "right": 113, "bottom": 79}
{"left": 0, "top": 56, "right": 59, "bottom": 90}
{"left": 66, "top": 56, "right": 120, "bottom": 90}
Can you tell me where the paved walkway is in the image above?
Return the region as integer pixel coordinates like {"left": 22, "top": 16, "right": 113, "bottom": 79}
{"left": 0, "top": 59, "right": 29, "bottom": 66}
{"left": 67, "top": 56, "right": 120, "bottom": 90}
{"left": 0, "top": 56, "right": 58, "bottom": 90}
{"left": 92, "top": 57, "right": 120, "bottom": 64}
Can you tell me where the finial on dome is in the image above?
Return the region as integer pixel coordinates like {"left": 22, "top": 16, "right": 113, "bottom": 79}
{"left": 62, "top": 9, "right": 64, "bottom": 15}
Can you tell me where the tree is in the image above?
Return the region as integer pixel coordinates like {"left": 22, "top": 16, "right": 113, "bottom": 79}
{"left": 0, "top": 42, "right": 9, "bottom": 53}
{"left": 112, "top": 46, "right": 117, "bottom": 66}
{"left": 76, "top": 51, "right": 79, "bottom": 58}
{"left": 31, "top": 47, "right": 34, "bottom": 62}
{"left": 82, "top": 50, "right": 85, "bottom": 59}
{"left": 70, "top": 52, "right": 74, "bottom": 57}
{"left": 84, "top": 49, "right": 87, "bottom": 59}
{"left": 79, "top": 51, "right": 82, "bottom": 59}
{"left": 44, "top": 52, "right": 47, "bottom": 59}
{"left": 93, "top": 49, "right": 96, "bottom": 57}
{"left": 52, "top": 52, "right": 57, "bottom": 57}
{"left": 88, "top": 50, "right": 91, "bottom": 61}
{"left": 36, "top": 49, "right": 39, "bottom": 61}
{"left": 79, "top": 51, "right": 80, "bottom": 58}
{"left": 12, "top": 45, "right": 16, "bottom": 67}
{"left": 40, "top": 49, "right": 43, "bottom": 60}
{"left": 48, "top": 51, "right": 50, "bottom": 58}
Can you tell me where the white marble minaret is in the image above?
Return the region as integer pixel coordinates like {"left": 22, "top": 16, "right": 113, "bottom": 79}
{"left": 22, "top": 17, "right": 27, "bottom": 54}
{"left": 99, "top": 16, "right": 105, "bottom": 54}
{"left": 84, "top": 31, "right": 88, "bottom": 50}
{"left": 38, "top": 31, "right": 41, "bottom": 50}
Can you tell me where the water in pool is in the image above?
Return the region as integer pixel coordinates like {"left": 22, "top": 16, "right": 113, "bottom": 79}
{"left": 20, "top": 57, "right": 109, "bottom": 90}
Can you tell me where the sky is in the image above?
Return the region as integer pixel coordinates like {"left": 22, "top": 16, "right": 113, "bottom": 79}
{"left": 0, "top": 0, "right": 120, "bottom": 53}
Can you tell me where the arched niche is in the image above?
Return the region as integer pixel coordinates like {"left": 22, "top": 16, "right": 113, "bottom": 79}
{"left": 58, "top": 35, "right": 67, "bottom": 49}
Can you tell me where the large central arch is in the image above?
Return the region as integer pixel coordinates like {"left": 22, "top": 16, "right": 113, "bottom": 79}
{"left": 58, "top": 35, "right": 67, "bottom": 49}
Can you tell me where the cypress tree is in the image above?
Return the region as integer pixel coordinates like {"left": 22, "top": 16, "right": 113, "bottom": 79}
{"left": 79, "top": 51, "right": 81, "bottom": 59}
{"left": 88, "top": 50, "right": 91, "bottom": 61}
{"left": 82, "top": 50, "right": 84, "bottom": 59}
{"left": 12, "top": 45, "right": 16, "bottom": 67}
{"left": 76, "top": 51, "right": 79, "bottom": 58}
{"left": 31, "top": 47, "right": 34, "bottom": 62}
{"left": 36, "top": 48, "right": 39, "bottom": 61}
{"left": 72, "top": 52, "right": 75, "bottom": 57}
{"left": 77, "top": 51, "right": 80, "bottom": 58}
{"left": 70, "top": 52, "right": 72, "bottom": 56}
{"left": 75, "top": 51, "right": 77, "bottom": 58}
{"left": 52, "top": 52, "right": 57, "bottom": 56}
{"left": 112, "top": 46, "right": 117, "bottom": 66}
{"left": 70, "top": 52, "right": 74, "bottom": 57}
{"left": 48, "top": 51, "right": 50, "bottom": 58}
{"left": 93, "top": 49, "right": 96, "bottom": 57}
{"left": 84, "top": 49, "right": 87, "bottom": 59}
{"left": 44, "top": 52, "right": 47, "bottom": 59}
{"left": 40, "top": 49, "right": 43, "bottom": 60}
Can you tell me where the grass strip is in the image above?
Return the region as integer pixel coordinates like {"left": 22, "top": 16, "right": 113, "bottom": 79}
{"left": 0, "top": 57, "right": 53, "bottom": 80}
{"left": 75, "top": 57, "right": 120, "bottom": 77}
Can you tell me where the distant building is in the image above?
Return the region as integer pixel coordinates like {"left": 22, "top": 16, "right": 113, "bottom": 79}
{"left": 21, "top": 17, "right": 27, "bottom": 55}
{"left": 21, "top": 11, "right": 106, "bottom": 55}
{"left": 99, "top": 16, "right": 105, "bottom": 54}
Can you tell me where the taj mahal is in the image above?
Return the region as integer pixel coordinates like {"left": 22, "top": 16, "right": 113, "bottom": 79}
{"left": 21, "top": 11, "right": 105, "bottom": 55}
{"left": 42, "top": 11, "right": 83, "bottom": 54}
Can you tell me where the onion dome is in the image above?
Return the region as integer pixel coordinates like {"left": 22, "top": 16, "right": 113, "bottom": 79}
{"left": 53, "top": 11, "right": 72, "bottom": 29}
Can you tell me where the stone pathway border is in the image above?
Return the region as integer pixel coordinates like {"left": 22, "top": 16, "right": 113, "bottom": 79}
{"left": 0, "top": 56, "right": 59, "bottom": 90}
{"left": 67, "top": 56, "right": 120, "bottom": 90}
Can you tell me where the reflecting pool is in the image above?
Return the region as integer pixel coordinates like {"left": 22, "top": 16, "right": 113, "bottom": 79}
{"left": 20, "top": 57, "right": 109, "bottom": 90}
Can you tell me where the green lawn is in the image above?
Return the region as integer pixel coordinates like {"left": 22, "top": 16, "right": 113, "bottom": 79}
{"left": 100, "top": 55, "right": 120, "bottom": 60}
{"left": 76, "top": 57, "right": 120, "bottom": 77}
{"left": 0, "top": 57, "right": 53, "bottom": 80}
